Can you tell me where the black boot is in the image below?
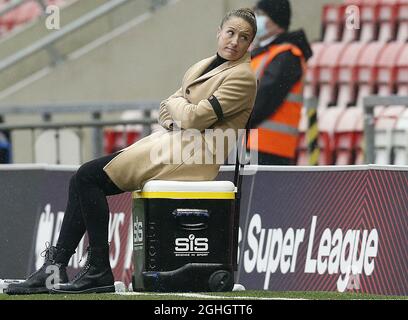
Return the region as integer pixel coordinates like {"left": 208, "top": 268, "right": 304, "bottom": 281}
{"left": 51, "top": 245, "right": 115, "bottom": 294}
{"left": 6, "top": 245, "right": 71, "bottom": 295}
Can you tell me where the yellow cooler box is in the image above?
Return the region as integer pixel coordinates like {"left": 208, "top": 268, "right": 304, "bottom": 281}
{"left": 132, "top": 180, "right": 237, "bottom": 292}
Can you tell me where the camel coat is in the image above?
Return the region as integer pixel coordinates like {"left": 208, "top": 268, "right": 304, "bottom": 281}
{"left": 103, "top": 52, "right": 257, "bottom": 191}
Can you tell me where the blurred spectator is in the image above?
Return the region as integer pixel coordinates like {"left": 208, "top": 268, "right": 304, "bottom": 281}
{"left": 0, "top": 116, "right": 11, "bottom": 163}
{"left": 247, "top": 0, "right": 313, "bottom": 165}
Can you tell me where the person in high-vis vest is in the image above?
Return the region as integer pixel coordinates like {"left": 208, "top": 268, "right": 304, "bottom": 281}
{"left": 248, "top": 0, "right": 313, "bottom": 165}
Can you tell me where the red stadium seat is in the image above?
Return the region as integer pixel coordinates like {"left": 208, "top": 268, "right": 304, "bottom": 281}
{"left": 304, "top": 43, "right": 327, "bottom": 100}
{"left": 13, "top": 1, "right": 42, "bottom": 26}
{"left": 322, "top": 4, "right": 345, "bottom": 42}
{"left": 47, "top": 0, "right": 66, "bottom": 5}
{"left": 343, "top": 0, "right": 364, "bottom": 4}
{"left": 334, "top": 107, "right": 364, "bottom": 165}
{"left": 342, "top": 1, "right": 377, "bottom": 42}
{"left": 0, "top": 0, "right": 42, "bottom": 33}
{"left": 341, "top": 3, "right": 361, "bottom": 42}
{"left": 0, "top": 1, "right": 7, "bottom": 35}
{"left": 342, "top": 0, "right": 400, "bottom": 42}
{"left": 104, "top": 110, "right": 143, "bottom": 154}
{"left": 378, "top": 0, "right": 401, "bottom": 6}
{"left": 318, "top": 107, "right": 346, "bottom": 165}
{"left": 377, "top": 1, "right": 399, "bottom": 41}
{"left": 355, "top": 42, "right": 386, "bottom": 107}
{"left": 396, "top": 0, "right": 408, "bottom": 41}
{"left": 104, "top": 129, "right": 141, "bottom": 155}
{"left": 0, "top": 6, "right": 19, "bottom": 31}
{"left": 0, "top": 0, "right": 65, "bottom": 36}
{"left": 296, "top": 109, "right": 309, "bottom": 165}
{"left": 397, "top": 85, "right": 408, "bottom": 95}
{"left": 376, "top": 42, "right": 406, "bottom": 95}
{"left": 344, "top": 0, "right": 397, "bottom": 5}
{"left": 359, "top": 4, "right": 380, "bottom": 42}
{"left": 396, "top": 44, "right": 408, "bottom": 94}
{"left": 337, "top": 42, "right": 367, "bottom": 108}
{"left": 316, "top": 42, "right": 349, "bottom": 110}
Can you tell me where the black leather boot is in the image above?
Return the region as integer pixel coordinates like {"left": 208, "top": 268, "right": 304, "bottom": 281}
{"left": 51, "top": 245, "right": 115, "bottom": 294}
{"left": 6, "top": 245, "right": 71, "bottom": 295}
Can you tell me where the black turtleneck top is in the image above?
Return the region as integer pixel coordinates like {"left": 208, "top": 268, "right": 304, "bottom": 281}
{"left": 200, "top": 53, "right": 228, "bottom": 77}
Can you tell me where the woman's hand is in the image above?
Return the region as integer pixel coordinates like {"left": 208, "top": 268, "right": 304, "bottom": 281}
{"left": 159, "top": 100, "right": 174, "bottom": 130}
{"left": 158, "top": 87, "right": 183, "bottom": 130}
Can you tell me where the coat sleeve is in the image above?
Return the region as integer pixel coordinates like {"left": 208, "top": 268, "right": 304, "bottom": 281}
{"left": 158, "top": 87, "right": 183, "bottom": 129}
{"left": 165, "top": 69, "right": 256, "bottom": 131}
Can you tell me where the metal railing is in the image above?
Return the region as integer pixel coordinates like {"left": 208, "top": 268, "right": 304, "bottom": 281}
{"left": 0, "top": 0, "right": 169, "bottom": 17}
{"left": 363, "top": 95, "right": 408, "bottom": 164}
{"left": 0, "top": 0, "right": 28, "bottom": 16}
{"left": 0, "top": 0, "right": 134, "bottom": 71}
{"left": 0, "top": 0, "right": 173, "bottom": 72}
{"left": 150, "top": 0, "right": 170, "bottom": 10}
{"left": 0, "top": 100, "right": 159, "bottom": 115}
{"left": 0, "top": 100, "right": 160, "bottom": 164}
{"left": 0, "top": 119, "right": 156, "bottom": 164}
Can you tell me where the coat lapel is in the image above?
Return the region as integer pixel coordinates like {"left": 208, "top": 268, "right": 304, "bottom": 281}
{"left": 185, "top": 52, "right": 251, "bottom": 89}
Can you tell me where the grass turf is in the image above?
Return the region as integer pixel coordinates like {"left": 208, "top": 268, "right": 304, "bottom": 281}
{"left": 0, "top": 290, "right": 407, "bottom": 300}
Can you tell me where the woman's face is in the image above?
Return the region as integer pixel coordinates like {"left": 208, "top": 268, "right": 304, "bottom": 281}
{"left": 217, "top": 17, "right": 254, "bottom": 61}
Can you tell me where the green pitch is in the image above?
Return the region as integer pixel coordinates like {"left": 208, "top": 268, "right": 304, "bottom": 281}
{"left": 0, "top": 291, "right": 407, "bottom": 300}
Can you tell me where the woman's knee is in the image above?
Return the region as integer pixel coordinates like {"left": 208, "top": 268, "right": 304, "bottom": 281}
{"left": 76, "top": 161, "right": 98, "bottom": 185}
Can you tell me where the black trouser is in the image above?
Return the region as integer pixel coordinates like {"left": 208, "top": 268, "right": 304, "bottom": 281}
{"left": 56, "top": 153, "right": 124, "bottom": 256}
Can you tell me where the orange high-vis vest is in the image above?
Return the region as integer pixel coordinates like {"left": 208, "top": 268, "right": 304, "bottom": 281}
{"left": 248, "top": 43, "right": 305, "bottom": 159}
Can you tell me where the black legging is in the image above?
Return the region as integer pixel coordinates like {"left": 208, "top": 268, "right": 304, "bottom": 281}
{"left": 56, "top": 153, "right": 124, "bottom": 256}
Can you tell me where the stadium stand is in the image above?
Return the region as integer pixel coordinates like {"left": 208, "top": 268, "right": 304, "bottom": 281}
{"left": 301, "top": 0, "right": 408, "bottom": 165}
{"left": 397, "top": 0, "right": 408, "bottom": 41}
{"left": 355, "top": 42, "right": 385, "bottom": 108}
{"left": 318, "top": 107, "right": 346, "bottom": 165}
{"left": 0, "top": 0, "right": 406, "bottom": 166}
{"left": 377, "top": 0, "right": 399, "bottom": 42}
{"left": 0, "top": 0, "right": 66, "bottom": 36}
{"left": 304, "top": 42, "right": 327, "bottom": 100}
{"left": 375, "top": 42, "right": 406, "bottom": 96}
{"left": 334, "top": 107, "right": 363, "bottom": 165}
{"left": 296, "top": 109, "right": 309, "bottom": 166}
{"left": 104, "top": 110, "right": 144, "bottom": 155}
{"left": 396, "top": 43, "right": 408, "bottom": 94}
{"left": 295, "top": 103, "right": 344, "bottom": 166}
{"left": 321, "top": 4, "right": 345, "bottom": 42}
{"left": 315, "top": 42, "right": 349, "bottom": 110}
{"left": 359, "top": 2, "right": 380, "bottom": 42}
{"left": 337, "top": 42, "right": 367, "bottom": 108}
